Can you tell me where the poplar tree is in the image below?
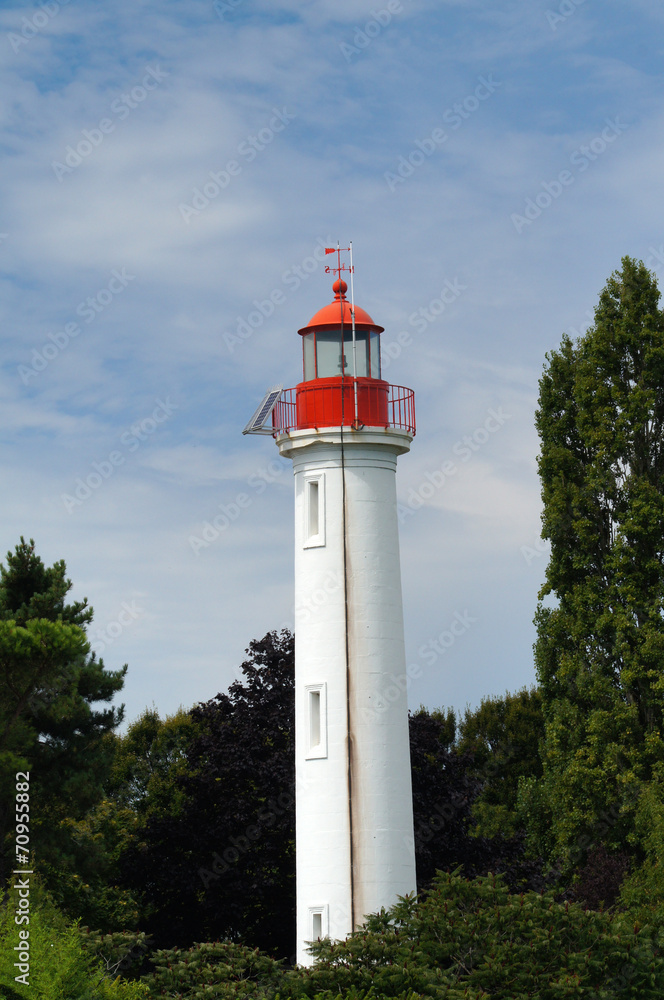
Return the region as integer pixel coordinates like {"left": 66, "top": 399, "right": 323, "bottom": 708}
{"left": 526, "top": 257, "right": 664, "bottom": 866}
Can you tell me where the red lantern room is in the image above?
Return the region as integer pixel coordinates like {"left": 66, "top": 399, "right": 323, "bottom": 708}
{"left": 295, "top": 278, "right": 389, "bottom": 430}
{"left": 245, "top": 262, "right": 415, "bottom": 438}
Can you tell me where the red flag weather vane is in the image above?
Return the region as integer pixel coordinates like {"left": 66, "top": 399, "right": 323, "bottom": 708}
{"left": 324, "top": 244, "right": 354, "bottom": 278}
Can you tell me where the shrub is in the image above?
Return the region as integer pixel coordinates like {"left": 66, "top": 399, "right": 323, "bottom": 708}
{"left": 141, "top": 940, "right": 284, "bottom": 998}
{"left": 0, "top": 876, "right": 148, "bottom": 999}
{"left": 284, "top": 871, "right": 664, "bottom": 999}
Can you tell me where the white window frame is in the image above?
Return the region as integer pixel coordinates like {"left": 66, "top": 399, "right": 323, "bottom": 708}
{"left": 304, "top": 473, "right": 325, "bottom": 548}
{"left": 304, "top": 683, "right": 327, "bottom": 759}
{"left": 308, "top": 904, "right": 329, "bottom": 942}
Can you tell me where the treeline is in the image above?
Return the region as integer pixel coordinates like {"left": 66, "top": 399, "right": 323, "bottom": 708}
{"left": 0, "top": 541, "right": 548, "bottom": 959}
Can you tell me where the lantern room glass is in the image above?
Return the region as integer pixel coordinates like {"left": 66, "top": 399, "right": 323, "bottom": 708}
{"left": 302, "top": 329, "right": 381, "bottom": 381}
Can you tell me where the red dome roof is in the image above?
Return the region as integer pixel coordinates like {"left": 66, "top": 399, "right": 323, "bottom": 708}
{"left": 298, "top": 279, "right": 384, "bottom": 334}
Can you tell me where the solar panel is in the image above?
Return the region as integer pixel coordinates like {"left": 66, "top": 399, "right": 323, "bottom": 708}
{"left": 242, "top": 385, "right": 283, "bottom": 435}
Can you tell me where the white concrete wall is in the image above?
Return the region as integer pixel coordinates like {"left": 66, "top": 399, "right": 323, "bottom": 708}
{"left": 277, "top": 427, "right": 417, "bottom": 966}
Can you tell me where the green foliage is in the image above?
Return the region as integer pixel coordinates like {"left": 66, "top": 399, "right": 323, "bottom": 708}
{"left": 141, "top": 940, "right": 284, "bottom": 998}
{"left": 290, "top": 993, "right": 429, "bottom": 1000}
{"left": 530, "top": 257, "right": 664, "bottom": 866}
{"left": 0, "top": 617, "right": 89, "bottom": 772}
{"left": 41, "top": 707, "right": 199, "bottom": 934}
{"left": 79, "top": 926, "right": 151, "bottom": 979}
{"left": 109, "top": 708, "right": 201, "bottom": 819}
{"left": 285, "top": 871, "right": 664, "bottom": 999}
{"left": 619, "top": 773, "right": 664, "bottom": 922}
{"left": 0, "top": 875, "right": 148, "bottom": 999}
{"left": 0, "top": 539, "right": 127, "bottom": 894}
{"left": 457, "top": 687, "right": 544, "bottom": 838}
{"left": 39, "top": 797, "right": 142, "bottom": 932}
{"left": 137, "top": 873, "right": 664, "bottom": 998}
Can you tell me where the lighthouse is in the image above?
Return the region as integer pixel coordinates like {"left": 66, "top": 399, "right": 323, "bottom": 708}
{"left": 244, "top": 250, "right": 417, "bottom": 965}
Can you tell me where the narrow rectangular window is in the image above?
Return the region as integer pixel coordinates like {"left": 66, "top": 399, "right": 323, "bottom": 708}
{"left": 370, "top": 329, "right": 381, "bottom": 378}
{"left": 310, "top": 689, "right": 321, "bottom": 749}
{"left": 308, "top": 905, "right": 328, "bottom": 941}
{"left": 305, "top": 683, "right": 327, "bottom": 759}
{"left": 308, "top": 480, "right": 319, "bottom": 538}
{"left": 304, "top": 474, "right": 325, "bottom": 548}
{"left": 303, "top": 332, "right": 316, "bottom": 380}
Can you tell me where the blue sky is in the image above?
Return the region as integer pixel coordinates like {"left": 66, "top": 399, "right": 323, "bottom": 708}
{"left": 2, "top": 0, "right": 663, "bottom": 729}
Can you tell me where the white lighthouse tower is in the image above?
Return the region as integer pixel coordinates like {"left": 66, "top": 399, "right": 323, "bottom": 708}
{"left": 245, "top": 250, "right": 417, "bottom": 965}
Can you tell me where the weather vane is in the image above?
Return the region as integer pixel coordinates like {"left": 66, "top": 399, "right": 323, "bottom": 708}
{"left": 324, "top": 243, "right": 355, "bottom": 279}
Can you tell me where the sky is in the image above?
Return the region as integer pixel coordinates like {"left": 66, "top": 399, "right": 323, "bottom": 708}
{"left": 1, "top": 0, "right": 664, "bottom": 731}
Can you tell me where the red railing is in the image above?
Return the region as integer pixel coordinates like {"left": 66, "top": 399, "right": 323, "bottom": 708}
{"left": 389, "top": 384, "right": 416, "bottom": 435}
{"left": 272, "top": 382, "right": 416, "bottom": 436}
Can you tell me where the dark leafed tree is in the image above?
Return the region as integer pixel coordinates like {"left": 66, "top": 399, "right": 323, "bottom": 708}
{"left": 0, "top": 539, "right": 126, "bottom": 886}
{"left": 523, "top": 257, "right": 664, "bottom": 867}
{"left": 121, "top": 639, "right": 544, "bottom": 957}
{"left": 408, "top": 707, "right": 483, "bottom": 888}
{"left": 119, "top": 630, "right": 296, "bottom": 958}
{"left": 409, "top": 707, "right": 545, "bottom": 894}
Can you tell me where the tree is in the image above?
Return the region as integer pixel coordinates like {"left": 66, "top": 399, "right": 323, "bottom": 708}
{"left": 457, "top": 687, "right": 544, "bottom": 838}
{"left": 0, "top": 538, "right": 127, "bottom": 889}
{"left": 410, "top": 707, "right": 546, "bottom": 895}
{"left": 42, "top": 709, "right": 204, "bottom": 934}
{"left": 121, "top": 645, "right": 546, "bottom": 959}
{"left": 524, "top": 257, "right": 664, "bottom": 868}
{"left": 409, "top": 707, "right": 483, "bottom": 888}
{"left": 119, "top": 630, "right": 296, "bottom": 957}
{"left": 109, "top": 707, "right": 201, "bottom": 819}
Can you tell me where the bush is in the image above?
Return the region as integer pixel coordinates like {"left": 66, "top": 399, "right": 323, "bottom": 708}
{"left": 284, "top": 871, "right": 664, "bottom": 999}
{"left": 141, "top": 940, "right": 284, "bottom": 998}
{"left": 0, "top": 876, "right": 148, "bottom": 999}
{"left": 138, "top": 871, "right": 664, "bottom": 999}
{"left": 79, "top": 927, "right": 151, "bottom": 979}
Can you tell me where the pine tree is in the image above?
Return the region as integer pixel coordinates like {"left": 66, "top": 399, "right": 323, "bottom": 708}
{"left": 0, "top": 538, "right": 126, "bottom": 885}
